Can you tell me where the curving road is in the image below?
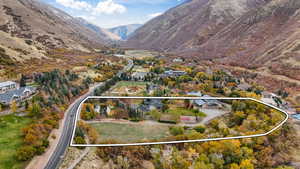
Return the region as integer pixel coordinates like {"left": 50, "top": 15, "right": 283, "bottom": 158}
{"left": 44, "top": 59, "right": 133, "bottom": 169}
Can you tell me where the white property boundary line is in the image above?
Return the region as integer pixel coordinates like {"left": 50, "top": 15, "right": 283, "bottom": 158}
{"left": 70, "top": 97, "right": 289, "bottom": 147}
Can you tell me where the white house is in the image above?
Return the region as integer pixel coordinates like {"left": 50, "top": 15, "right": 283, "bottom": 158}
{"left": 162, "top": 70, "right": 187, "bottom": 77}
{"left": 173, "top": 58, "right": 184, "bottom": 63}
{"left": 0, "top": 81, "right": 18, "bottom": 94}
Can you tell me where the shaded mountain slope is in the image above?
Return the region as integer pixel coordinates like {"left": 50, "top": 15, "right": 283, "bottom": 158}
{"left": 0, "top": 0, "right": 110, "bottom": 63}
{"left": 126, "top": 0, "right": 300, "bottom": 80}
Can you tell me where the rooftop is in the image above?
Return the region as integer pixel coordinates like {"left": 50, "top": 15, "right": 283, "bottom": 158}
{"left": 0, "top": 81, "right": 16, "bottom": 88}
{"left": 187, "top": 91, "right": 202, "bottom": 97}
{"left": 0, "top": 86, "right": 35, "bottom": 104}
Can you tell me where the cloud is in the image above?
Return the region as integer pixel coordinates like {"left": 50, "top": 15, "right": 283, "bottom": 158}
{"left": 148, "top": 12, "right": 163, "bottom": 18}
{"left": 93, "top": 0, "right": 126, "bottom": 15}
{"left": 56, "top": 0, "right": 126, "bottom": 15}
{"left": 56, "top": 0, "right": 92, "bottom": 10}
{"left": 116, "top": 0, "right": 182, "bottom": 5}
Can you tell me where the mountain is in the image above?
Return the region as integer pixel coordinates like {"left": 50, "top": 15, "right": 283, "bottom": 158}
{"left": 126, "top": 0, "right": 300, "bottom": 80}
{"left": 0, "top": 0, "right": 111, "bottom": 63}
{"left": 126, "top": 0, "right": 269, "bottom": 51}
{"left": 76, "top": 17, "right": 121, "bottom": 42}
{"left": 109, "top": 24, "right": 142, "bottom": 40}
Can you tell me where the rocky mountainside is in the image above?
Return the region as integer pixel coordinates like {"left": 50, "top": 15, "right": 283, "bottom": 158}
{"left": 126, "top": 0, "right": 270, "bottom": 51}
{"left": 109, "top": 24, "right": 142, "bottom": 40}
{"left": 0, "top": 0, "right": 110, "bottom": 63}
{"left": 126, "top": 0, "right": 300, "bottom": 80}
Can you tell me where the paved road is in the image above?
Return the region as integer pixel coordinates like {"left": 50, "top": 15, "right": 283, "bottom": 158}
{"left": 44, "top": 59, "right": 133, "bottom": 169}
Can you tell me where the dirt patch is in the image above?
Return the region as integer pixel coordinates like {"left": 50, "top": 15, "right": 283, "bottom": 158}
{"left": 59, "top": 147, "right": 85, "bottom": 169}
{"left": 75, "top": 148, "right": 107, "bottom": 169}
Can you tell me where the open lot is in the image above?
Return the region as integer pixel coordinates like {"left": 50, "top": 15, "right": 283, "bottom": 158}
{"left": 0, "top": 115, "right": 31, "bottom": 169}
{"left": 125, "top": 50, "right": 158, "bottom": 59}
{"left": 132, "top": 66, "right": 150, "bottom": 73}
{"left": 91, "top": 122, "right": 170, "bottom": 143}
{"left": 107, "top": 81, "right": 148, "bottom": 96}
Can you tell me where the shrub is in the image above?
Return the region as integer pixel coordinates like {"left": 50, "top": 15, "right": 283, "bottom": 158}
{"left": 149, "top": 110, "right": 161, "bottom": 121}
{"left": 74, "top": 136, "right": 86, "bottom": 145}
{"left": 16, "top": 146, "right": 36, "bottom": 161}
{"left": 169, "top": 126, "right": 184, "bottom": 136}
{"left": 194, "top": 125, "right": 206, "bottom": 133}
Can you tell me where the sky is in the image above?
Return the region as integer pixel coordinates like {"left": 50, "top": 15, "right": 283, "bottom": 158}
{"left": 42, "top": 0, "right": 185, "bottom": 28}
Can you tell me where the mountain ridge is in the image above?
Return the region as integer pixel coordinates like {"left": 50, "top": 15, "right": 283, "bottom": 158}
{"left": 0, "top": 0, "right": 112, "bottom": 63}
{"left": 126, "top": 0, "right": 300, "bottom": 80}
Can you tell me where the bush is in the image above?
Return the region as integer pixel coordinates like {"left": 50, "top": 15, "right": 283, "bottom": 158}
{"left": 35, "top": 146, "right": 46, "bottom": 155}
{"left": 16, "top": 146, "right": 36, "bottom": 161}
{"left": 149, "top": 110, "right": 161, "bottom": 121}
{"left": 74, "top": 136, "right": 86, "bottom": 145}
{"left": 169, "top": 126, "right": 184, "bottom": 136}
{"left": 194, "top": 125, "right": 206, "bottom": 133}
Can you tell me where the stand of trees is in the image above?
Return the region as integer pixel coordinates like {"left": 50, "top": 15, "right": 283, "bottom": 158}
{"left": 16, "top": 69, "right": 91, "bottom": 161}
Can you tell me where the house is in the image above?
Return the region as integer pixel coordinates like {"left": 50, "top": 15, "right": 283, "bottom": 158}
{"left": 172, "top": 58, "right": 184, "bottom": 63}
{"left": 136, "top": 99, "right": 164, "bottom": 113}
{"left": 146, "top": 84, "right": 160, "bottom": 94}
{"left": 190, "top": 94, "right": 223, "bottom": 109}
{"left": 0, "top": 86, "right": 36, "bottom": 105}
{"left": 144, "top": 99, "right": 163, "bottom": 111}
{"left": 203, "top": 100, "right": 223, "bottom": 109}
{"left": 162, "top": 70, "right": 187, "bottom": 77}
{"left": 262, "top": 91, "right": 278, "bottom": 99}
{"left": 94, "top": 104, "right": 101, "bottom": 113}
{"left": 105, "top": 106, "right": 112, "bottom": 116}
{"left": 0, "top": 81, "right": 18, "bottom": 94}
{"left": 193, "top": 99, "right": 206, "bottom": 107}
{"left": 187, "top": 91, "right": 205, "bottom": 107}
{"left": 131, "top": 72, "right": 148, "bottom": 81}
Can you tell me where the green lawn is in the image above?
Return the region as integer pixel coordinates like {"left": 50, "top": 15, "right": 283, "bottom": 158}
{"left": 166, "top": 107, "right": 198, "bottom": 116}
{"left": 91, "top": 122, "right": 170, "bottom": 143}
{"left": 0, "top": 115, "right": 32, "bottom": 169}
{"left": 114, "top": 81, "right": 148, "bottom": 88}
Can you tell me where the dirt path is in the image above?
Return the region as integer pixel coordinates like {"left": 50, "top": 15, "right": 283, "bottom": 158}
{"left": 66, "top": 147, "right": 90, "bottom": 169}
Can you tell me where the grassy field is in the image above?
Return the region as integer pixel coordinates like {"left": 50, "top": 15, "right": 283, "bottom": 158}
{"left": 114, "top": 81, "right": 148, "bottom": 88}
{"left": 0, "top": 115, "right": 31, "bottom": 169}
{"left": 91, "top": 122, "right": 170, "bottom": 143}
{"left": 107, "top": 81, "right": 148, "bottom": 96}
{"left": 167, "top": 108, "right": 197, "bottom": 116}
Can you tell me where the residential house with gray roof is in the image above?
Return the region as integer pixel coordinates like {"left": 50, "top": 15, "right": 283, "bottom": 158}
{"left": 0, "top": 86, "right": 36, "bottom": 105}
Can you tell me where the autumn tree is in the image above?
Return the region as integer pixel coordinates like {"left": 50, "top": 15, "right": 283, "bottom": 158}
{"left": 28, "top": 103, "right": 42, "bottom": 118}
{"left": 10, "top": 101, "right": 17, "bottom": 113}
{"left": 16, "top": 146, "right": 36, "bottom": 161}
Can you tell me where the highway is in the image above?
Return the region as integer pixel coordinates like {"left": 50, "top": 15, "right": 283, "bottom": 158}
{"left": 44, "top": 59, "right": 133, "bottom": 169}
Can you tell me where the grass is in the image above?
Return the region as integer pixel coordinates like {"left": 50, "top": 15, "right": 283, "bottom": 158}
{"left": 114, "top": 81, "right": 148, "bottom": 88}
{"left": 0, "top": 115, "right": 32, "bottom": 169}
{"left": 91, "top": 122, "right": 170, "bottom": 143}
{"left": 166, "top": 107, "right": 198, "bottom": 116}
{"left": 107, "top": 81, "right": 148, "bottom": 96}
